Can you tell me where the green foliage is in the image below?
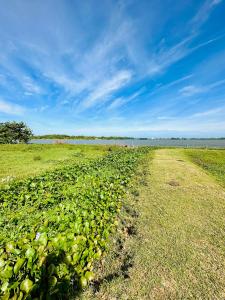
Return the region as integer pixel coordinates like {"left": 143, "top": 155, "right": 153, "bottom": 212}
{"left": 0, "top": 122, "right": 33, "bottom": 144}
{"left": 0, "top": 147, "right": 149, "bottom": 299}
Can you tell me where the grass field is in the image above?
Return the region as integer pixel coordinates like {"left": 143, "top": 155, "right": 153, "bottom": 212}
{"left": 185, "top": 148, "right": 225, "bottom": 186}
{"left": 84, "top": 148, "right": 225, "bottom": 299}
{"left": 0, "top": 144, "right": 110, "bottom": 184}
{"left": 1, "top": 146, "right": 225, "bottom": 299}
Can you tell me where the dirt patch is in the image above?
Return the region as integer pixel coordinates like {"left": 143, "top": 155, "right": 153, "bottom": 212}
{"left": 167, "top": 180, "right": 180, "bottom": 186}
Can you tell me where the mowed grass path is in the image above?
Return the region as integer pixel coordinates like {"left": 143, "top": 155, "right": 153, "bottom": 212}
{"left": 90, "top": 149, "right": 225, "bottom": 299}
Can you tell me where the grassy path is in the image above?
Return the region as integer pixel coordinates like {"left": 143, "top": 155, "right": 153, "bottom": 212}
{"left": 87, "top": 149, "right": 225, "bottom": 299}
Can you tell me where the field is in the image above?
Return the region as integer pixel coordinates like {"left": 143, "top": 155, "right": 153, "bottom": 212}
{"left": 185, "top": 148, "right": 225, "bottom": 186}
{"left": 0, "top": 146, "right": 225, "bottom": 299}
{"left": 0, "top": 144, "right": 110, "bottom": 184}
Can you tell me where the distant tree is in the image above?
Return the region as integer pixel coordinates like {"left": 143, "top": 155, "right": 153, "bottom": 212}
{"left": 0, "top": 121, "right": 33, "bottom": 144}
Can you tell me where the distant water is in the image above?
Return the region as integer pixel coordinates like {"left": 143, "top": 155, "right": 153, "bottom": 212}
{"left": 30, "top": 139, "right": 225, "bottom": 148}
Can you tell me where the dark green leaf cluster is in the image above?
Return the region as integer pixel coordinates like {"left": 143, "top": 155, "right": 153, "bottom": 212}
{"left": 0, "top": 147, "right": 149, "bottom": 299}
{"left": 0, "top": 122, "right": 33, "bottom": 144}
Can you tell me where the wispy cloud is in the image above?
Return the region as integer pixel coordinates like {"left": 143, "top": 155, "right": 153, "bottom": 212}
{"left": 0, "top": 0, "right": 224, "bottom": 136}
{"left": 23, "top": 76, "right": 43, "bottom": 96}
{"left": 179, "top": 85, "right": 205, "bottom": 97}
{"left": 145, "top": 0, "right": 224, "bottom": 78}
{"left": 192, "top": 106, "right": 225, "bottom": 117}
{"left": 179, "top": 79, "right": 225, "bottom": 96}
{"left": 0, "top": 98, "right": 25, "bottom": 115}
{"left": 81, "top": 70, "right": 132, "bottom": 109}
{"left": 191, "top": 0, "right": 223, "bottom": 30}
{"left": 108, "top": 88, "right": 145, "bottom": 110}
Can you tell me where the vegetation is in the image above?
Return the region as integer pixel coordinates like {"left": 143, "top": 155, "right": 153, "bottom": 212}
{"left": 0, "top": 147, "right": 149, "bottom": 299}
{"left": 33, "top": 134, "right": 135, "bottom": 140}
{"left": 185, "top": 149, "right": 225, "bottom": 186}
{"left": 1, "top": 145, "right": 225, "bottom": 299}
{"left": 84, "top": 149, "right": 225, "bottom": 299}
{"left": 0, "top": 144, "right": 109, "bottom": 184}
{"left": 0, "top": 122, "right": 32, "bottom": 144}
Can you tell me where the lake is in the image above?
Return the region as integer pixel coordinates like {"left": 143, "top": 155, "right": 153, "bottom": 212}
{"left": 30, "top": 139, "right": 225, "bottom": 148}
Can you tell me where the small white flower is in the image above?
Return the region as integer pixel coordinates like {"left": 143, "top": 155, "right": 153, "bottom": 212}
{"left": 35, "top": 232, "right": 41, "bottom": 240}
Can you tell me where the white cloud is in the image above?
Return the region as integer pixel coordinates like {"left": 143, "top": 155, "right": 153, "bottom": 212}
{"left": 149, "top": 74, "right": 193, "bottom": 97}
{"left": 191, "top": 0, "right": 223, "bottom": 30}
{"left": 179, "top": 79, "right": 225, "bottom": 97}
{"left": 81, "top": 70, "right": 132, "bottom": 109}
{"left": 179, "top": 85, "right": 205, "bottom": 96}
{"left": 0, "top": 98, "right": 25, "bottom": 115}
{"left": 192, "top": 107, "right": 225, "bottom": 117}
{"left": 23, "top": 76, "right": 43, "bottom": 95}
{"left": 108, "top": 88, "right": 144, "bottom": 110}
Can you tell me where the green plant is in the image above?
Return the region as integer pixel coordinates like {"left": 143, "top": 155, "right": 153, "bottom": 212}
{"left": 0, "top": 147, "right": 149, "bottom": 299}
{"left": 33, "top": 155, "right": 42, "bottom": 161}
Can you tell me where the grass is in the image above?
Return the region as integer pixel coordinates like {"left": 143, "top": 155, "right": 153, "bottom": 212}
{"left": 1, "top": 146, "right": 225, "bottom": 298}
{"left": 0, "top": 144, "right": 111, "bottom": 184}
{"left": 185, "top": 148, "right": 225, "bottom": 186}
{"left": 83, "top": 148, "right": 225, "bottom": 299}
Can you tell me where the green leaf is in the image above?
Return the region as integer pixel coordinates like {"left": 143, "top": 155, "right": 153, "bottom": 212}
{"left": 79, "top": 276, "right": 87, "bottom": 288}
{"left": 85, "top": 271, "right": 94, "bottom": 282}
{"left": 0, "top": 266, "right": 13, "bottom": 279}
{"left": 14, "top": 258, "right": 25, "bottom": 274}
{"left": 48, "top": 276, "right": 57, "bottom": 287}
{"left": 1, "top": 281, "right": 9, "bottom": 292}
{"left": 20, "top": 278, "right": 33, "bottom": 294}
{"left": 37, "top": 232, "right": 48, "bottom": 247}
{"left": 25, "top": 248, "right": 35, "bottom": 259}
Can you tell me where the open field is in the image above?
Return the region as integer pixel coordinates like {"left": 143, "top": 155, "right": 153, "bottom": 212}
{"left": 0, "top": 144, "right": 110, "bottom": 184}
{"left": 185, "top": 148, "right": 225, "bottom": 186}
{"left": 0, "top": 146, "right": 225, "bottom": 299}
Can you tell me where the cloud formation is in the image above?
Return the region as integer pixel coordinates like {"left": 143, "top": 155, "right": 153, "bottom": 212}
{"left": 0, "top": 98, "right": 25, "bottom": 115}
{"left": 0, "top": 0, "right": 224, "bottom": 136}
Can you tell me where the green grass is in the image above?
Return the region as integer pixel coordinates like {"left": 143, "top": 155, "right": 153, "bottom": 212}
{"left": 2, "top": 146, "right": 225, "bottom": 298}
{"left": 83, "top": 149, "right": 225, "bottom": 299}
{"left": 0, "top": 144, "right": 110, "bottom": 184}
{"left": 185, "top": 148, "right": 225, "bottom": 186}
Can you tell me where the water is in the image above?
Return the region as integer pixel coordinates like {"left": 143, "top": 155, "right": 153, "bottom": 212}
{"left": 30, "top": 139, "right": 225, "bottom": 148}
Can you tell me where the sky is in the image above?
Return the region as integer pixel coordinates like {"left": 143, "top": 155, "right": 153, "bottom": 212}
{"left": 0, "top": 0, "right": 225, "bottom": 137}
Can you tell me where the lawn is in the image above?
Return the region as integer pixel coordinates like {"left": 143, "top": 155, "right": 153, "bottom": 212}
{"left": 0, "top": 144, "right": 110, "bottom": 184}
{"left": 83, "top": 148, "right": 225, "bottom": 299}
{"left": 185, "top": 148, "right": 225, "bottom": 186}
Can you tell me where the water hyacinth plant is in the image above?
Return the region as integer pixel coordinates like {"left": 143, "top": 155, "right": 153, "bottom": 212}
{"left": 0, "top": 147, "right": 149, "bottom": 299}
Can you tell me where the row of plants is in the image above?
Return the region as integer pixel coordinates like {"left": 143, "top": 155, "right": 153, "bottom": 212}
{"left": 0, "top": 147, "right": 149, "bottom": 299}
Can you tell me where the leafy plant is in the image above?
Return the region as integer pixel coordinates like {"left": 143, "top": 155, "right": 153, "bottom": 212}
{"left": 0, "top": 147, "right": 149, "bottom": 299}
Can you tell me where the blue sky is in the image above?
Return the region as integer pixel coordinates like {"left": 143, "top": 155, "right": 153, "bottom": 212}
{"left": 0, "top": 0, "right": 225, "bottom": 137}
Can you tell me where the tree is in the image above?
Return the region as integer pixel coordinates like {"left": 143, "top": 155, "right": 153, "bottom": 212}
{"left": 0, "top": 121, "right": 33, "bottom": 144}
